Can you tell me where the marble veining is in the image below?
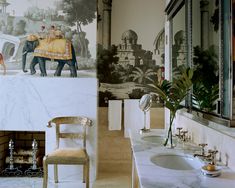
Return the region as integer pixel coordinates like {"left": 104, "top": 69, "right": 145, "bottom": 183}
{"left": 0, "top": 177, "right": 88, "bottom": 188}
{"left": 0, "top": 76, "right": 97, "bottom": 131}
{"left": 130, "top": 129, "right": 235, "bottom": 188}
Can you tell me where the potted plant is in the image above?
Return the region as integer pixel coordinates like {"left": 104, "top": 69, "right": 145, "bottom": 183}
{"left": 149, "top": 67, "right": 194, "bottom": 147}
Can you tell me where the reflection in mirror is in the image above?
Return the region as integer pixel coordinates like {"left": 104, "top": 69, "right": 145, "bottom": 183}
{"left": 171, "top": 5, "right": 186, "bottom": 74}
{"left": 167, "top": 0, "right": 235, "bottom": 129}
{"left": 192, "top": 0, "right": 219, "bottom": 115}
{"left": 171, "top": 4, "right": 187, "bottom": 107}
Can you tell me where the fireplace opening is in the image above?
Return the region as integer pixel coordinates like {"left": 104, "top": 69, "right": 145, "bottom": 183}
{"left": 0, "top": 131, "right": 45, "bottom": 177}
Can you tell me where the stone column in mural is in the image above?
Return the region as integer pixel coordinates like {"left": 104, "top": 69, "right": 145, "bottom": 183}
{"left": 200, "top": 0, "right": 209, "bottom": 50}
{"left": 102, "top": 0, "right": 112, "bottom": 49}
{"left": 0, "top": 0, "right": 10, "bottom": 14}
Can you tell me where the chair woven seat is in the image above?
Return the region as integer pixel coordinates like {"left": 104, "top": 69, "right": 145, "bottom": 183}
{"left": 46, "top": 148, "right": 87, "bottom": 163}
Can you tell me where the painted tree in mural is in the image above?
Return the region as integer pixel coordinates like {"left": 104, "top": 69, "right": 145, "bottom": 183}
{"left": 97, "top": 45, "right": 119, "bottom": 83}
{"left": 2, "top": 17, "right": 13, "bottom": 35}
{"left": 12, "top": 20, "right": 27, "bottom": 36}
{"left": 116, "top": 65, "right": 134, "bottom": 83}
{"left": 60, "top": 0, "right": 96, "bottom": 58}
{"left": 129, "top": 67, "right": 157, "bottom": 84}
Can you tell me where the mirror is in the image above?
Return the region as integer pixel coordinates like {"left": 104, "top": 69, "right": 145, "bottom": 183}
{"left": 139, "top": 94, "right": 152, "bottom": 112}
{"left": 166, "top": 0, "right": 235, "bottom": 137}
{"left": 139, "top": 94, "right": 152, "bottom": 134}
{"left": 171, "top": 4, "right": 187, "bottom": 108}
{"left": 192, "top": 0, "right": 220, "bottom": 115}
{"left": 171, "top": 5, "right": 186, "bottom": 74}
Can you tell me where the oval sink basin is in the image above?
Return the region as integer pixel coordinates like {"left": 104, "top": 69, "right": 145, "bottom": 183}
{"left": 141, "top": 135, "right": 163, "bottom": 143}
{"left": 150, "top": 154, "right": 203, "bottom": 170}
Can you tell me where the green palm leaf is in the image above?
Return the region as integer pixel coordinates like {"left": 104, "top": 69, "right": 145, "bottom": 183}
{"left": 148, "top": 67, "right": 194, "bottom": 146}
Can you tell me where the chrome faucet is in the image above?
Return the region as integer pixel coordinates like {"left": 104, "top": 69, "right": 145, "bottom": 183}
{"left": 175, "top": 127, "right": 183, "bottom": 139}
{"left": 207, "top": 149, "right": 218, "bottom": 165}
{"left": 181, "top": 130, "right": 188, "bottom": 142}
{"left": 193, "top": 143, "right": 208, "bottom": 158}
{"left": 194, "top": 144, "right": 218, "bottom": 164}
{"left": 175, "top": 127, "right": 189, "bottom": 142}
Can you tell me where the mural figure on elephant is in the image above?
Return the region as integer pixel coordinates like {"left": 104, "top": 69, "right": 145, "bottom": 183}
{"left": 22, "top": 33, "right": 78, "bottom": 77}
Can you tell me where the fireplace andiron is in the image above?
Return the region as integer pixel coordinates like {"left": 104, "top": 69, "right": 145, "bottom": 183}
{"left": 1, "top": 139, "right": 23, "bottom": 176}
{"left": 24, "top": 139, "right": 43, "bottom": 177}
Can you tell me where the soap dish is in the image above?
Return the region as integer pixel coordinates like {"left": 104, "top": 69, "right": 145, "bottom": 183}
{"left": 201, "top": 165, "right": 222, "bottom": 177}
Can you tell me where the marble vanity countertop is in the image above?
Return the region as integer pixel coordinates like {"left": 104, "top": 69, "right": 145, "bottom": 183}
{"left": 130, "top": 129, "right": 235, "bottom": 188}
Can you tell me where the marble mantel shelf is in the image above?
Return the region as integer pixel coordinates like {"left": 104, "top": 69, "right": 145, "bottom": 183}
{"left": 129, "top": 129, "right": 235, "bottom": 188}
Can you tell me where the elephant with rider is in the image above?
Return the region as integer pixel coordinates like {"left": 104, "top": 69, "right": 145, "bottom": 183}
{"left": 22, "top": 34, "right": 77, "bottom": 77}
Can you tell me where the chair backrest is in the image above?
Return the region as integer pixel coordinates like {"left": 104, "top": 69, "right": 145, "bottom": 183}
{"left": 47, "top": 116, "right": 92, "bottom": 150}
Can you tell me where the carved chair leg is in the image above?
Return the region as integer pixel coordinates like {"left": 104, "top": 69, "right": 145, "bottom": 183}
{"left": 43, "top": 157, "right": 48, "bottom": 188}
{"left": 83, "top": 164, "right": 86, "bottom": 183}
{"left": 86, "top": 159, "right": 90, "bottom": 188}
{"left": 54, "top": 164, "right": 58, "bottom": 183}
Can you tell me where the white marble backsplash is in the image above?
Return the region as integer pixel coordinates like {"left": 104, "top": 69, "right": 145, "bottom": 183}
{"left": 175, "top": 110, "right": 235, "bottom": 172}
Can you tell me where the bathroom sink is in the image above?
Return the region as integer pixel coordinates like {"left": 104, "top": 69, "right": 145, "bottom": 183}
{"left": 141, "top": 135, "right": 163, "bottom": 143}
{"left": 150, "top": 154, "right": 203, "bottom": 170}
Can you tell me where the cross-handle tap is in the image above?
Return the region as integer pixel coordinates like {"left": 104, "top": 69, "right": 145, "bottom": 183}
{"left": 199, "top": 143, "right": 208, "bottom": 156}
{"left": 175, "top": 127, "right": 183, "bottom": 139}
{"left": 207, "top": 149, "right": 218, "bottom": 165}
{"left": 181, "top": 130, "right": 188, "bottom": 142}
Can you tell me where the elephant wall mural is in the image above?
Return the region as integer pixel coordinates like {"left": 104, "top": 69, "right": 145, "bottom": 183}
{"left": 22, "top": 35, "right": 78, "bottom": 77}
{"left": 0, "top": 0, "right": 96, "bottom": 77}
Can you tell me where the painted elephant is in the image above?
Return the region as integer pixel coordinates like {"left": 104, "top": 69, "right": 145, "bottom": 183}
{"left": 22, "top": 36, "right": 77, "bottom": 77}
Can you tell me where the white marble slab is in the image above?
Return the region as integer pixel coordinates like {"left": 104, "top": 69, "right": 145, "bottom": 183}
{"left": 130, "top": 129, "right": 235, "bottom": 188}
{"left": 0, "top": 76, "right": 97, "bottom": 131}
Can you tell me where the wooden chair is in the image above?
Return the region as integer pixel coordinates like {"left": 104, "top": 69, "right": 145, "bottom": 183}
{"left": 43, "top": 116, "right": 92, "bottom": 188}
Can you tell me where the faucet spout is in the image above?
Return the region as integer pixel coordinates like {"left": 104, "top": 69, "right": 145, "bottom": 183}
{"left": 193, "top": 153, "right": 212, "bottom": 161}
{"left": 193, "top": 153, "right": 204, "bottom": 158}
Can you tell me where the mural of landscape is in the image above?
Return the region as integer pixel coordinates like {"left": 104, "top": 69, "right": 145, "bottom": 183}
{"left": 97, "top": 0, "right": 165, "bottom": 106}
{"left": 0, "top": 0, "right": 96, "bottom": 77}
{"left": 98, "top": 29, "right": 165, "bottom": 104}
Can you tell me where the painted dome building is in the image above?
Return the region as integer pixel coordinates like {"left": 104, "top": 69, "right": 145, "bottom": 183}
{"left": 121, "top": 29, "right": 138, "bottom": 45}
{"left": 116, "top": 30, "right": 155, "bottom": 68}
